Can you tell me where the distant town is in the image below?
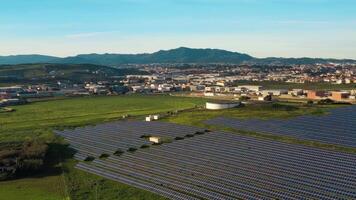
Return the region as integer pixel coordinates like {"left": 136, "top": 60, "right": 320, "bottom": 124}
{"left": 1, "top": 62, "right": 355, "bottom": 107}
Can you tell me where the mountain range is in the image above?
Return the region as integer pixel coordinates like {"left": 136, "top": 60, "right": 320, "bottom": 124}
{"left": 1, "top": 47, "right": 355, "bottom": 66}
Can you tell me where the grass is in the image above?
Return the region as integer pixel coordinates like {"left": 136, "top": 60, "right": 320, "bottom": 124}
{"left": 0, "top": 94, "right": 205, "bottom": 142}
{"left": 0, "top": 95, "right": 353, "bottom": 200}
{"left": 164, "top": 103, "right": 330, "bottom": 127}
{"left": 0, "top": 94, "right": 204, "bottom": 200}
{"left": 164, "top": 103, "right": 356, "bottom": 154}
{"left": 63, "top": 160, "right": 167, "bottom": 200}
{"left": 0, "top": 173, "right": 66, "bottom": 200}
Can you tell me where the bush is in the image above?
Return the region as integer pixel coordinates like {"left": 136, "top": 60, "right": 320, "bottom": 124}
{"left": 317, "top": 98, "right": 334, "bottom": 105}
{"left": 84, "top": 156, "right": 95, "bottom": 162}
{"left": 113, "top": 149, "right": 124, "bottom": 156}
{"left": 195, "top": 131, "right": 205, "bottom": 135}
{"left": 140, "top": 134, "right": 151, "bottom": 139}
{"left": 140, "top": 144, "right": 150, "bottom": 149}
{"left": 271, "top": 103, "right": 298, "bottom": 111}
{"left": 175, "top": 137, "right": 184, "bottom": 140}
{"left": 99, "top": 153, "right": 110, "bottom": 159}
{"left": 307, "top": 100, "right": 314, "bottom": 105}
{"left": 127, "top": 147, "right": 137, "bottom": 152}
{"left": 239, "top": 96, "right": 250, "bottom": 101}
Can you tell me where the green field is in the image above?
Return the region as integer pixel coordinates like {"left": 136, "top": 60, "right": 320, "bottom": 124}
{"left": 0, "top": 95, "right": 204, "bottom": 200}
{"left": 0, "top": 174, "right": 66, "bottom": 200}
{"left": 0, "top": 95, "right": 205, "bottom": 142}
{"left": 164, "top": 103, "right": 356, "bottom": 153}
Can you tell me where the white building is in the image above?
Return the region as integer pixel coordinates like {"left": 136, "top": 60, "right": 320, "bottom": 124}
{"left": 237, "top": 85, "right": 262, "bottom": 92}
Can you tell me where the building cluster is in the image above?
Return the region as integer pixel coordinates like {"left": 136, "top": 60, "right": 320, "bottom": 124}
{"left": 1, "top": 63, "right": 355, "bottom": 106}
{"left": 0, "top": 82, "right": 129, "bottom": 106}
{"left": 122, "top": 70, "right": 355, "bottom": 103}
{"left": 135, "top": 63, "right": 356, "bottom": 84}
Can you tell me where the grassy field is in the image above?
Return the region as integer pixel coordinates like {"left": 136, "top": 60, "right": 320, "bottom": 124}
{"left": 164, "top": 103, "right": 329, "bottom": 127}
{"left": 164, "top": 103, "right": 356, "bottom": 154}
{"left": 63, "top": 160, "right": 167, "bottom": 200}
{"left": 0, "top": 94, "right": 204, "bottom": 200}
{"left": 0, "top": 94, "right": 205, "bottom": 142}
{"left": 0, "top": 173, "right": 66, "bottom": 200}
{"left": 0, "top": 95, "right": 353, "bottom": 200}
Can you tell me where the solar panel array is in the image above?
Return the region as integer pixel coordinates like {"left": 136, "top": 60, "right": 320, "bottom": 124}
{"left": 58, "top": 121, "right": 356, "bottom": 200}
{"left": 56, "top": 120, "right": 204, "bottom": 157}
{"left": 206, "top": 105, "right": 356, "bottom": 147}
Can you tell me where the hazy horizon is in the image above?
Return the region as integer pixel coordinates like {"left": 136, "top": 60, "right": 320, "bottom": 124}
{"left": 1, "top": 46, "right": 356, "bottom": 60}
{"left": 1, "top": 0, "right": 356, "bottom": 59}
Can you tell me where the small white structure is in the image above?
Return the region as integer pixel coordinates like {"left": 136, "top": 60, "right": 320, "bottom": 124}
{"left": 145, "top": 115, "right": 154, "bottom": 121}
{"left": 237, "top": 85, "right": 262, "bottom": 92}
{"left": 206, "top": 101, "right": 240, "bottom": 110}
{"left": 146, "top": 115, "right": 160, "bottom": 121}
{"left": 149, "top": 136, "right": 162, "bottom": 144}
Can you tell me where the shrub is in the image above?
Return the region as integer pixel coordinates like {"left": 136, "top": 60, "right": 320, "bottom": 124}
{"left": 140, "top": 134, "right": 151, "bottom": 139}
{"left": 317, "top": 98, "right": 334, "bottom": 105}
{"left": 113, "top": 149, "right": 124, "bottom": 156}
{"left": 195, "top": 131, "right": 205, "bottom": 135}
{"left": 99, "top": 153, "right": 110, "bottom": 159}
{"left": 307, "top": 100, "right": 314, "bottom": 105}
{"left": 175, "top": 137, "right": 184, "bottom": 140}
{"left": 127, "top": 147, "right": 137, "bottom": 152}
{"left": 271, "top": 103, "right": 298, "bottom": 111}
{"left": 140, "top": 144, "right": 150, "bottom": 149}
{"left": 84, "top": 156, "right": 95, "bottom": 162}
{"left": 239, "top": 96, "right": 250, "bottom": 101}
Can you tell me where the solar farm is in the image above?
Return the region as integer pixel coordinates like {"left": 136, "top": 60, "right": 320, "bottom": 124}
{"left": 206, "top": 105, "right": 356, "bottom": 147}
{"left": 57, "top": 120, "right": 356, "bottom": 200}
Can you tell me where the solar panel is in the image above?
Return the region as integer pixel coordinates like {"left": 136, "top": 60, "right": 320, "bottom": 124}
{"left": 205, "top": 105, "right": 356, "bottom": 147}
{"left": 57, "top": 120, "right": 356, "bottom": 199}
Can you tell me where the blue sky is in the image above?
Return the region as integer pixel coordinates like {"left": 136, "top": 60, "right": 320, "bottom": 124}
{"left": 1, "top": 0, "right": 356, "bottom": 58}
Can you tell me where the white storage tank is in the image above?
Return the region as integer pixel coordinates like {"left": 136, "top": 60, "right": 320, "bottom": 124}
{"left": 206, "top": 101, "right": 240, "bottom": 110}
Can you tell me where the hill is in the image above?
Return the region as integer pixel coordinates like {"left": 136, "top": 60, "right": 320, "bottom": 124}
{"left": 0, "top": 63, "right": 145, "bottom": 84}
{"left": 0, "top": 55, "right": 59, "bottom": 65}
{"left": 0, "top": 47, "right": 355, "bottom": 65}
{"left": 55, "top": 47, "right": 254, "bottom": 65}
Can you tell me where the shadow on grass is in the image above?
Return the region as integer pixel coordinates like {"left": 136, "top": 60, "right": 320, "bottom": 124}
{"left": 9, "top": 142, "right": 77, "bottom": 180}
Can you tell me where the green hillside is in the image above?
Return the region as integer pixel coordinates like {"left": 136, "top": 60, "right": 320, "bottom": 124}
{"left": 0, "top": 63, "right": 146, "bottom": 84}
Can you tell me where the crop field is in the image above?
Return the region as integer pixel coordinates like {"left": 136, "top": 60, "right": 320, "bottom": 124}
{"left": 0, "top": 95, "right": 205, "bottom": 142}
{"left": 206, "top": 105, "right": 356, "bottom": 147}
{"left": 59, "top": 121, "right": 356, "bottom": 200}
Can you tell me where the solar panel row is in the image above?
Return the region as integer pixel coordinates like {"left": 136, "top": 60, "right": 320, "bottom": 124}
{"left": 205, "top": 105, "right": 356, "bottom": 147}
{"left": 57, "top": 120, "right": 356, "bottom": 200}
